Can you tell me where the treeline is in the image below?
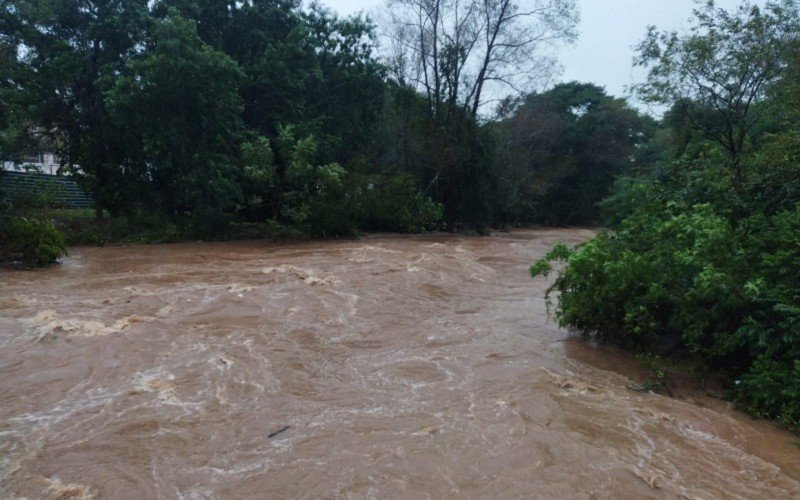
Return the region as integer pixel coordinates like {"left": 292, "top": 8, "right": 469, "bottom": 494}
{"left": 2, "top": 0, "right": 424, "bottom": 238}
{"left": 1, "top": 0, "right": 655, "bottom": 255}
{"left": 533, "top": 1, "right": 800, "bottom": 428}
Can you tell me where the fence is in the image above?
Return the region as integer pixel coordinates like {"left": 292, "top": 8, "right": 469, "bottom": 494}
{"left": 0, "top": 171, "right": 93, "bottom": 209}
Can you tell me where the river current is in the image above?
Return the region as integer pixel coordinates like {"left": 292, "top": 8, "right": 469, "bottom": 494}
{"left": 1, "top": 229, "right": 798, "bottom": 498}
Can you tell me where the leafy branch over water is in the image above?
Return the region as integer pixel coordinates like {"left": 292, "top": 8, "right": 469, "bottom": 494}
{"left": 532, "top": 1, "right": 800, "bottom": 429}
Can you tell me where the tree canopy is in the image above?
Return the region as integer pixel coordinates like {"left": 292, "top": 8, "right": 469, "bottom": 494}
{"left": 494, "top": 82, "right": 654, "bottom": 225}
{"left": 634, "top": 0, "right": 799, "bottom": 165}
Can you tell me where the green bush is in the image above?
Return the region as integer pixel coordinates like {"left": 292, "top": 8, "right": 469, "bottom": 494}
{"left": 1, "top": 177, "right": 68, "bottom": 267}
{"left": 3, "top": 216, "right": 67, "bottom": 267}
{"left": 532, "top": 198, "right": 800, "bottom": 427}
{"left": 286, "top": 163, "right": 360, "bottom": 238}
{"left": 359, "top": 174, "right": 443, "bottom": 233}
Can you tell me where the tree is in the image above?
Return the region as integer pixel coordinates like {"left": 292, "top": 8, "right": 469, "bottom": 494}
{"left": 239, "top": 126, "right": 362, "bottom": 236}
{"left": 302, "top": 5, "right": 386, "bottom": 165}
{"left": 0, "top": 5, "right": 25, "bottom": 158}
{"left": 493, "top": 82, "right": 653, "bottom": 225}
{"left": 1, "top": 0, "right": 150, "bottom": 220}
{"left": 384, "top": 0, "right": 578, "bottom": 118}
{"left": 107, "top": 13, "right": 245, "bottom": 225}
{"left": 155, "top": 0, "right": 385, "bottom": 167}
{"left": 633, "top": 0, "right": 800, "bottom": 181}
{"left": 240, "top": 126, "right": 316, "bottom": 223}
{"left": 154, "top": 0, "right": 315, "bottom": 138}
{"left": 380, "top": 0, "right": 578, "bottom": 231}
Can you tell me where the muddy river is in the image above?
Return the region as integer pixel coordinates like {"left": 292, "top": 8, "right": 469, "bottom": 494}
{"left": 1, "top": 229, "right": 798, "bottom": 498}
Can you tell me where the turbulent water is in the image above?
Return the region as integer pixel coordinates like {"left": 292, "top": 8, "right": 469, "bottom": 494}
{"left": 1, "top": 229, "right": 798, "bottom": 499}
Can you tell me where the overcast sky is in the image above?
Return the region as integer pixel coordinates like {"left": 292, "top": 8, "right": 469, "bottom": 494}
{"left": 320, "top": 0, "right": 760, "bottom": 111}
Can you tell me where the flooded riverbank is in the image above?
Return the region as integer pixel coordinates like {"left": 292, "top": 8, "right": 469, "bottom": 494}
{"left": 1, "top": 229, "right": 798, "bottom": 498}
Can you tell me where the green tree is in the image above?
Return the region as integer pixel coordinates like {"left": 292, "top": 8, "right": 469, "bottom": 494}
{"left": 302, "top": 5, "right": 386, "bottom": 165}
{"left": 633, "top": 0, "right": 799, "bottom": 185}
{"left": 156, "top": 0, "right": 385, "bottom": 167}
{"left": 1, "top": 0, "right": 150, "bottom": 219}
{"left": 107, "top": 13, "right": 244, "bottom": 229}
{"left": 493, "top": 82, "right": 654, "bottom": 225}
{"left": 240, "top": 126, "right": 362, "bottom": 236}
{"left": 154, "top": 0, "right": 314, "bottom": 137}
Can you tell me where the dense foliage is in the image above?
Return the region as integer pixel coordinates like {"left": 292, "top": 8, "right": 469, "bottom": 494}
{"left": 0, "top": 180, "right": 67, "bottom": 267}
{"left": 492, "top": 82, "right": 655, "bottom": 226}
{"left": 533, "top": 1, "right": 800, "bottom": 427}
{"left": 0, "top": 0, "right": 612, "bottom": 239}
{"left": 0, "top": 0, "right": 438, "bottom": 237}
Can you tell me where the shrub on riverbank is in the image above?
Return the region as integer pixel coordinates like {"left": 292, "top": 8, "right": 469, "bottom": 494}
{"left": 2, "top": 217, "right": 67, "bottom": 267}
{"left": 0, "top": 183, "right": 67, "bottom": 267}
{"left": 532, "top": 197, "right": 800, "bottom": 427}
{"left": 532, "top": 0, "right": 800, "bottom": 430}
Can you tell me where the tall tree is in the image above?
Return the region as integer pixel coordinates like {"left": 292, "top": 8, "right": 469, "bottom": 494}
{"left": 152, "top": 0, "right": 311, "bottom": 137}
{"left": 384, "top": 0, "right": 578, "bottom": 117}
{"left": 633, "top": 0, "right": 800, "bottom": 185}
{"left": 107, "top": 12, "right": 244, "bottom": 222}
{"left": 1, "top": 0, "right": 150, "bottom": 219}
{"left": 155, "top": 0, "right": 385, "bottom": 166}
{"left": 303, "top": 5, "right": 386, "bottom": 164}
{"left": 494, "top": 82, "right": 653, "bottom": 225}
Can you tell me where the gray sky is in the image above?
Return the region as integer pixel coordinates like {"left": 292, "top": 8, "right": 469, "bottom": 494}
{"left": 320, "top": 0, "right": 758, "bottom": 110}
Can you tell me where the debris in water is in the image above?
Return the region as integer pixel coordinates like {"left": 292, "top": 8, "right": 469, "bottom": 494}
{"left": 268, "top": 426, "right": 291, "bottom": 438}
{"left": 43, "top": 477, "right": 93, "bottom": 499}
{"left": 539, "top": 367, "right": 601, "bottom": 394}
{"left": 631, "top": 467, "right": 663, "bottom": 489}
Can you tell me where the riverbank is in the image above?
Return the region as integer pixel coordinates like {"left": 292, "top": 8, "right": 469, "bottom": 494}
{"left": 50, "top": 208, "right": 303, "bottom": 246}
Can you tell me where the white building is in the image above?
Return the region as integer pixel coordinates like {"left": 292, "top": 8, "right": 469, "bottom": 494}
{"left": 2, "top": 153, "right": 61, "bottom": 175}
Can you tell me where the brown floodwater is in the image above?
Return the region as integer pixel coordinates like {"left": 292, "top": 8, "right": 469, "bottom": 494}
{"left": 1, "top": 229, "right": 798, "bottom": 499}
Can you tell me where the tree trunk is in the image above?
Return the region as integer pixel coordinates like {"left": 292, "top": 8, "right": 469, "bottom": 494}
{"left": 93, "top": 189, "right": 104, "bottom": 222}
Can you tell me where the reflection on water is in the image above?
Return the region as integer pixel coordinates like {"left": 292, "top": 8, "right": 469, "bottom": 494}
{"left": 1, "top": 230, "right": 798, "bottom": 498}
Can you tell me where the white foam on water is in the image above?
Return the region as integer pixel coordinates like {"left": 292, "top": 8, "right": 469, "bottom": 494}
{"left": 261, "top": 265, "right": 340, "bottom": 285}
{"left": 29, "top": 310, "right": 145, "bottom": 338}
{"left": 43, "top": 476, "right": 94, "bottom": 499}
{"left": 130, "top": 368, "right": 204, "bottom": 413}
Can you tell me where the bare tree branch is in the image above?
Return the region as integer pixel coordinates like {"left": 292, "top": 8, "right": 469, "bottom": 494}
{"left": 383, "top": 0, "right": 577, "bottom": 117}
